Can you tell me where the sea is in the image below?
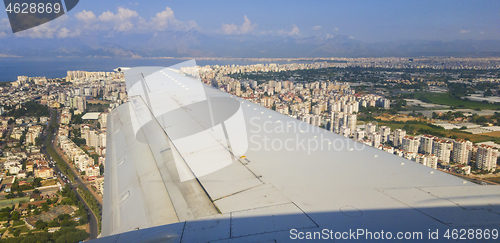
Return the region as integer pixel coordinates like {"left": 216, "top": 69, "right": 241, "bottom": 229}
{"left": 0, "top": 57, "right": 305, "bottom": 82}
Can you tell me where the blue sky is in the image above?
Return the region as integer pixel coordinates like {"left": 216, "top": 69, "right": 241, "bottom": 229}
{"left": 0, "top": 0, "right": 499, "bottom": 59}
{"left": 0, "top": 0, "right": 498, "bottom": 42}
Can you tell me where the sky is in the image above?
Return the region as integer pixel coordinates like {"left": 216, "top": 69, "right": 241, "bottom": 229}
{"left": 0, "top": 0, "right": 499, "bottom": 58}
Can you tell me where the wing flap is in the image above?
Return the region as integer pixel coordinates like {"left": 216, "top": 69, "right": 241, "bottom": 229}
{"left": 103, "top": 98, "right": 219, "bottom": 236}
{"left": 379, "top": 186, "right": 500, "bottom": 227}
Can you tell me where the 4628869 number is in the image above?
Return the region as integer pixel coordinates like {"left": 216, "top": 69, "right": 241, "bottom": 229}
{"left": 444, "top": 229, "right": 498, "bottom": 240}
{"left": 6, "top": 2, "right": 61, "bottom": 14}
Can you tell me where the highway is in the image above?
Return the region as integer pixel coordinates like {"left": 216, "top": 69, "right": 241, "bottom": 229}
{"left": 42, "top": 109, "right": 101, "bottom": 239}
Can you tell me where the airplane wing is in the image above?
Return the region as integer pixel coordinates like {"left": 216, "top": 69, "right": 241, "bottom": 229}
{"left": 95, "top": 61, "right": 500, "bottom": 242}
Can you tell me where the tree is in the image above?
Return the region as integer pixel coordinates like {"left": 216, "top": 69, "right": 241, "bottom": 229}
{"left": 99, "top": 163, "right": 104, "bottom": 175}
{"left": 484, "top": 89, "right": 493, "bottom": 97}
{"left": 35, "top": 137, "right": 42, "bottom": 146}
{"left": 12, "top": 229, "right": 20, "bottom": 237}
{"left": 10, "top": 211, "right": 19, "bottom": 221}
{"left": 42, "top": 203, "right": 49, "bottom": 212}
{"left": 57, "top": 213, "right": 71, "bottom": 221}
{"left": 476, "top": 116, "right": 488, "bottom": 124}
{"left": 92, "top": 154, "right": 99, "bottom": 165}
{"left": 79, "top": 216, "right": 88, "bottom": 225}
{"left": 11, "top": 179, "right": 19, "bottom": 192}
{"left": 48, "top": 220, "right": 59, "bottom": 227}
{"left": 35, "top": 220, "right": 47, "bottom": 230}
{"left": 34, "top": 208, "right": 41, "bottom": 215}
{"left": 34, "top": 177, "right": 42, "bottom": 187}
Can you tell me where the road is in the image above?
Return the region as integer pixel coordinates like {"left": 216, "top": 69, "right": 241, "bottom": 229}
{"left": 43, "top": 109, "right": 100, "bottom": 239}
{"left": 438, "top": 168, "right": 499, "bottom": 185}
{"left": 0, "top": 123, "right": 15, "bottom": 149}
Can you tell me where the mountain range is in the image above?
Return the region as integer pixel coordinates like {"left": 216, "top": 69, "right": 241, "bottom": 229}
{"left": 1, "top": 31, "right": 499, "bottom": 58}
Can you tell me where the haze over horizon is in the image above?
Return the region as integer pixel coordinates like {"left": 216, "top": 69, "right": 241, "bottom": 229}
{"left": 1, "top": 0, "right": 499, "bottom": 58}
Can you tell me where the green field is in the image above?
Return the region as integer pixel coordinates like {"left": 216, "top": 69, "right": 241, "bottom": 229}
{"left": 0, "top": 197, "right": 30, "bottom": 207}
{"left": 408, "top": 92, "right": 500, "bottom": 110}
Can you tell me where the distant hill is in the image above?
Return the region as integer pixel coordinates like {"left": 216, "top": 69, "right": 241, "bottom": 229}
{"left": 1, "top": 31, "right": 499, "bottom": 58}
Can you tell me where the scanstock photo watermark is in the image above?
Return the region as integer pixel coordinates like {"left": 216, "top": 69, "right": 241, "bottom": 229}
{"left": 3, "top": 0, "right": 79, "bottom": 33}
{"left": 290, "top": 228, "right": 499, "bottom": 241}
{"left": 248, "top": 117, "right": 368, "bottom": 155}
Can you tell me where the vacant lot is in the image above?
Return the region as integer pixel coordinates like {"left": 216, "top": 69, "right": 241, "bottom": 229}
{"left": 482, "top": 131, "right": 500, "bottom": 138}
{"left": 406, "top": 93, "right": 500, "bottom": 110}
{"left": 483, "top": 176, "right": 500, "bottom": 184}
{"left": 41, "top": 179, "right": 59, "bottom": 187}
{"left": 377, "top": 121, "right": 500, "bottom": 143}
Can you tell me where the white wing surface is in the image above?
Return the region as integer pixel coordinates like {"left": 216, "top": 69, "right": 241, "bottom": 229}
{"left": 97, "top": 62, "right": 500, "bottom": 242}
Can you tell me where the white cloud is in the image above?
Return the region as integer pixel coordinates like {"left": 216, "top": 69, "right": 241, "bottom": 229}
{"left": 150, "top": 7, "right": 175, "bottom": 30}
{"left": 14, "top": 15, "right": 79, "bottom": 39}
{"left": 57, "top": 27, "right": 81, "bottom": 38}
{"left": 73, "top": 7, "right": 197, "bottom": 33}
{"left": 240, "top": 16, "right": 255, "bottom": 33}
{"left": 10, "top": 7, "right": 198, "bottom": 38}
{"left": 334, "top": 27, "right": 339, "bottom": 31}
{"left": 75, "top": 10, "right": 97, "bottom": 22}
{"left": 222, "top": 23, "right": 238, "bottom": 35}
{"left": 99, "top": 7, "right": 138, "bottom": 21}
{"left": 97, "top": 7, "right": 139, "bottom": 32}
{"left": 149, "top": 7, "right": 197, "bottom": 31}
{"left": 0, "top": 31, "right": 6, "bottom": 38}
{"left": 75, "top": 10, "right": 99, "bottom": 30}
{"left": 279, "top": 24, "right": 300, "bottom": 36}
{"left": 460, "top": 30, "right": 470, "bottom": 34}
{"left": 0, "top": 18, "right": 10, "bottom": 31}
{"left": 221, "top": 15, "right": 257, "bottom": 35}
{"left": 312, "top": 25, "right": 322, "bottom": 31}
{"left": 0, "top": 53, "right": 21, "bottom": 57}
{"left": 480, "top": 31, "right": 485, "bottom": 35}
{"left": 289, "top": 24, "right": 300, "bottom": 35}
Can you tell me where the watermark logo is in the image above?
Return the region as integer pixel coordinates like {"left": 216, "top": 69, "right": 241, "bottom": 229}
{"left": 3, "top": 0, "right": 79, "bottom": 33}
{"left": 125, "top": 60, "right": 248, "bottom": 182}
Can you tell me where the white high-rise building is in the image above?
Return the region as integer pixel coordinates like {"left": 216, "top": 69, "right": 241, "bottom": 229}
{"left": 340, "top": 126, "right": 351, "bottom": 138}
{"left": 415, "top": 154, "right": 438, "bottom": 169}
{"left": 419, "top": 135, "right": 435, "bottom": 155}
{"left": 393, "top": 129, "right": 406, "bottom": 147}
{"left": 99, "top": 113, "right": 108, "bottom": 129}
{"left": 476, "top": 145, "right": 498, "bottom": 171}
{"left": 379, "top": 126, "right": 391, "bottom": 143}
{"left": 355, "top": 129, "right": 365, "bottom": 141}
{"left": 98, "top": 133, "right": 106, "bottom": 148}
{"left": 347, "top": 114, "right": 357, "bottom": 135}
{"left": 402, "top": 136, "right": 420, "bottom": 153}
{"left": 427, "top": 154, "right": 438, "bottom": 169}
{"left": 310, "top": 115, "right": 321, "bottom": 127}
{"left": 370, "top": 132, "right": 381, "bottom": 148}
{"left": 76, "top": 96, "right": 86, "bottom": 112}
{"left": 432, "top": 139, "right": 453, "bottom": 164}
{"left": 330, "top": 101, "right": 342, "bottom": 113}
{"left": 452, "top": 139, "right": 473, "bottom": 165}
{"left": 366, "top": 123, "right": 376, "bottom": 136}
